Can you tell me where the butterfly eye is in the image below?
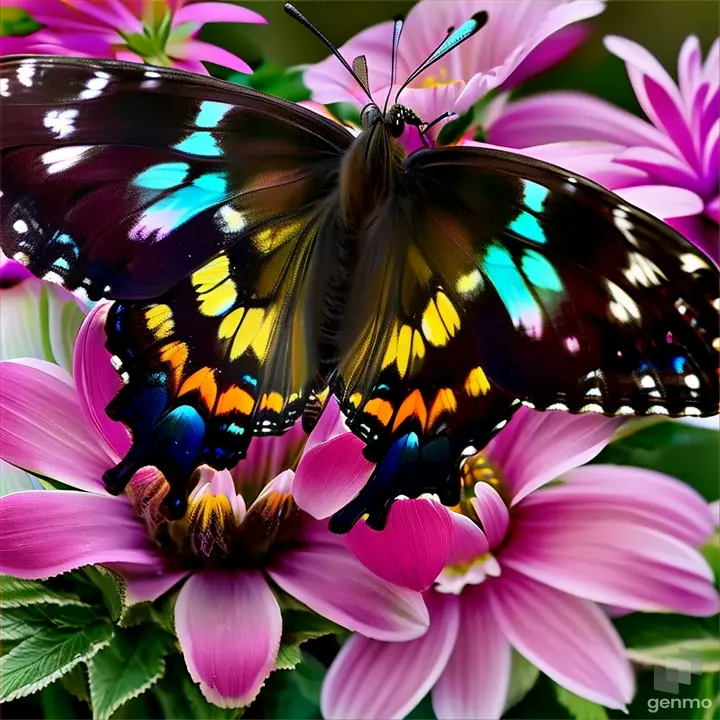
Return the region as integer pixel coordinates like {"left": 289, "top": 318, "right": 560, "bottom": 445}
{"left": 361, "top": 104, "right": 381, "bottom": 129}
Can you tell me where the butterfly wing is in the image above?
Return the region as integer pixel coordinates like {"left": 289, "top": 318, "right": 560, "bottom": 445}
{"left": 330, "top": 144, "right": 719, "bottom": 530}
{"left": 0, "top": 55, "right": 351, "bottom": 299}
{"left": 0, "top": 56, "right": 353, "bottom": 515}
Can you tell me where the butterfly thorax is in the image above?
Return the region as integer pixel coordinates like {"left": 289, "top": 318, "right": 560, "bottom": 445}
{"left": 338, "top": 105, "right": 410, "bottom": 231}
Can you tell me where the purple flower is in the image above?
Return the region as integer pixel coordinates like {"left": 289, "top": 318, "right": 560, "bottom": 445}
{"left": 0, "top": 304, "right": 432, "bottom": 708}
{"left": 2, "top": 0, "right": 265, "bottom": 74}
{"left": 487, "top": 36, "right": 719, "bottom": 258}
{"left": 304, "top": 0, "right": 604, "bottom": 133}
{"left": 317, "top": 408, "right": 720, "bottom": 718}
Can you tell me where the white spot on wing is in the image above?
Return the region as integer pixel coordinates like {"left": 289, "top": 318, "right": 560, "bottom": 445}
{"left": 44, "top": 109, "right": 79, "bottom": 139}
{"left": 42, "top": 146, "right": 92, "bottom": 174}
{"left": 12, "top": 219, "right": 28, "bottom": 234}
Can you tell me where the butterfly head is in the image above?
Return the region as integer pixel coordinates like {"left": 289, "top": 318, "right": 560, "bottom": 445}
{"left": 361, "top": 102, "right": 422, "bottom": 138}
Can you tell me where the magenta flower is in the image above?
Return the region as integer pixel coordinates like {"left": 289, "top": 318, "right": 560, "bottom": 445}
{"left": 316, "top": 408, "right": 720, "bottom": 718}
{"left": 304, "top": 0, "right": 604, "bottom": 131}
{"left": 2, "top": 1, "right": 265, "bottom": 74}
{"left": 487, "top": 36, "right": 719, "bottom": 258}
{"left": 0, "top": 306, "right": 432, "bottom": 708}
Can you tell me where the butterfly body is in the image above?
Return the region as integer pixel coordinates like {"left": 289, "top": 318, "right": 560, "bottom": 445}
{"left": 0, "top": 55, "right": 718, "bottom": 530}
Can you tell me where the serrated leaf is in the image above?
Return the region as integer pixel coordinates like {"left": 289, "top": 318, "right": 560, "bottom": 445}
{"left": 554, "top": 685, "right": 608, "bottom": 720}
{"left": 60, "top": 664, "right": 90, "bottom": 703}
{"left": 275, "top": 643, "right": 303, "bottom": 671}
{"left": 504, "top": 650, "right": 540, "bottom": 711}
{"left": 82, "top": 566, "right": 126, "bottom": 622}
{"left": 0, "top": 623, "right": 114, "bottom": 702}
{"left": 0, "top": 576, "right": 87, "bottom": 608}
{"left": 615, "top": 614, "right": 720, "bottom": 672}
{"left": 88, "top": 626, "right": 174, "bottom": 720}
{"left": 153, "top": 654, "right": 242, "bottom": 719}
{"left": 281, "top": 609, "right": 345, "bottom": 646}
{"left": 1, "top": 604, "right": 98, "bottom": 643}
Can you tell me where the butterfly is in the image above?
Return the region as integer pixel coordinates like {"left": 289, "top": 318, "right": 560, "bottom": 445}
{"left": 0, "top": 5, "right": 718, "bottom": 532}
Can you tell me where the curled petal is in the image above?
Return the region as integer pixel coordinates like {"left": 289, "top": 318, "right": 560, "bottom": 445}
{"left": 175, "top": 570, "right": 281, "bottom": 708}
{"left": 346, "top": 498, "right": 453, "bottom": 591}
{"left": 615, "top": 184, "right": 704, "bottom": 219}
{"left": 322, "top": 592, "right": 459, "bottom": 720}
{"left": 172, "top": 2, "right": 266, "bottom": 27}
{"left": 73, "top": 302, "right": 130, "bottom": 459}
{"left": 173, "top": 39, "right": 252, "bottom": 74}
{"left": 445, "top": 511, "right": 490, "bottom": 568}
{"left": 0, "top": 360, "right": 112, "bottom": 493}
{"left": 472, "top": 483, "right": 510, "bottom": 550}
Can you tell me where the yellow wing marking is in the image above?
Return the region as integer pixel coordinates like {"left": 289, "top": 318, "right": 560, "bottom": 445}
{"left": 363, "top": 398, "right": 394, "bottom": 427}
{"left": 260, "top": 392, "right": 284, "bottom": 413}
{"left": 421, "top": 290, "right": 461, "bottom": 347}
{"left": 253, "top": 218, "right": 305, "bottom": 255}
{"left": 428, "top": 388, "right": 457, "bottom": 428}
{"left": 349, "top": 392, "right": 363, "bottom": 409}
{"left": 145, "top": 304, "right": 175, "bottom": 339}
{"left": 159, "top": 341, "right": 189, "bottom": 390}
{"left": 382, "top": 323, "right": 425, "bottom": 378}
{"left": 465, "top": 367, "right": 490, "bottom": 397}
{"left": 191, "top": 254, "right": 238, "bottom": 318}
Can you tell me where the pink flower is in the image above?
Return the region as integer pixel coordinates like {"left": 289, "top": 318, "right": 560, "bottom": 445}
{"left": 304, "top": 0, "right": 604, "bottom": 131}
{"left": 0, "top": 305, "right": 432, "bottom": 708}
{"left": 317, "top": 408, "right": 720, "bottom": 719}
{"left": 487, "top": 36, "right": 719, "bottom": 258}
{"left": 2, "top": 0, "right": 265, "bottom": 74}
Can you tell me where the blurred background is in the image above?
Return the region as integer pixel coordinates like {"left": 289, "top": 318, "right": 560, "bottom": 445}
{"left": 201, "top": 0, "right": 719, "bottom": 113}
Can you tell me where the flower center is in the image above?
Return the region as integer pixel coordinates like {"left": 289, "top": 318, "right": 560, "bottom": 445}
{"left": 128, "top": 467, "right": 303, "bottom": 570}
{"left": 456, "top": 450, "right": 511, "bottom": 520}
{"left": 419, "top": 67, "right": 463, "bottom": 89}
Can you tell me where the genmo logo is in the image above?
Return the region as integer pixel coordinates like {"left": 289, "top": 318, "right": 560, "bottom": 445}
{"left": 648, "top": 697, "right": 713, "bottom": 714}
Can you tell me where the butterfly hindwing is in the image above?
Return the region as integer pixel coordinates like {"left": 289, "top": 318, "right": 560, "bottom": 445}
{"left": 0, "top": 55, "right": 351, "bottom": 300}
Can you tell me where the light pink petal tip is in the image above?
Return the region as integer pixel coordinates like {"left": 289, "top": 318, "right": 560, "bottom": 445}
{"left": 0, "top": 359, "right": 112, "bottom": 493}
{"left": 73, "top": 302, "right": 130, "bottom": 459}
{"left": 504, "top": 466, "right": 720, "bottom": 616}
{"left": 0, "top": 491, "right": 163, "bottom": 579}
{"left": 433, "top": 587, "right": 511, "bottom": 720}
{"left": 472, "top": 483, "right": 510, "bottom": 550}
{"left": 176, "top": 40, "right": 252, "bottom": 74}
{"left": 322, "top": 592, "right": 459, "bottom": 720}
{"left": 269, "top": 521, "right": 429, "bottom": 641}
{"left": 172, "top": 2, "right": 266, "bottom": 28}
{"left": 293, "top": 431, "right": 373, "bottom": 519}
{"left": 488, "top": 570, "right": 634, "bottom": 710}
{"left": 175, "top": 570, "right": 281, "bottom": 708}
{"left": 486, "top": 407, "right": 621, "bottom": 505}
{"left": 346, "top": 498, "right": 453, "bottom": 591}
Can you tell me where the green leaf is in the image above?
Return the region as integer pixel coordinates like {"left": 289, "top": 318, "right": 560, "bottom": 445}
{"left": 88, "top": 626, "right": 175, "bottom": 720}
{"left": 700, "top": 530, "right": 720, "bottom": 588}
{"left": 594, "top": 422, "right": 719, "bottom": 501}
{"left": 554, "top": 685, "right": 608, "bottom": 720}
{"left": 1, "top": 604, "right": 98, "bottom": 644}
{"left": 615, "top": 613, "right": 720, "bottom": 672}
{"left": 273, "top": 607, "right": 345, "bottom": 671}
{"left": 229, "top": 63, "right": 310, "bottom": 101}
{"left": 275, "top": 643, "right": 303, "bottom": 671}
{"left": 0, "top": 622, "right": 114, "bottom": 702}
{"left": 40, "top": 680, "right": 79, "bottom": 720}
{"left": 82, "top": 566, "right": 126, "bottom": 622}
{"left": 153, "top": 654, "right": 242, "bottom": 719}
{"left": 505, "top": 650, "right": 541, "bottom": 711}
{"left": 263, "top": 654, "right": 325, "bottom": 720}
{"left": 0, "top": 576, "right": 87, "bottom": 608}
{"left": 60, "top": 664, "right": 90, "bottom": 703}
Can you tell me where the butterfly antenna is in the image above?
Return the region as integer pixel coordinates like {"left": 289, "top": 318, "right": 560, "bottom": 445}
{"left": 395, "top": 11, "right": 488, "bottom": 103}
{"left": 421, "top": 111, "right": 456, "bottom": 136}
{"left": 382, "top": 15, "right": 404, "bottom": 114}
{"left": 284, "top": 3, "right": 373, "bottom": 101}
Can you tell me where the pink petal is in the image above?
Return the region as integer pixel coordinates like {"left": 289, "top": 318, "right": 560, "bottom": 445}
{"left": 0, "top": 360, "right": 113, "bottom": 493}
{"left": 175, "top": 570, "right": 281, "bottom": 708}
{"left": 615, "top": 146, "right": 702, "bottom": 193}
{"left": 558, "top": 465, "right": 716, "bottom": 546}
{"left": 705, "top": 194, "right": 720, "bottom": 224}
{"left": 502, "top": 23, "right": 592, "bottom": 90}
{"left": 678, "top": 35, "right": 702, "bottom": 105}
{"left": 666, "top": 215, "right": 719, "bottom": 260}
{"left": 346, "top": 498, "right": 453, "bottom": 591}
{"left": 433, "top": 586, "right": 511, "bottom": 720}
{"left": 487, "top": 91, "right": 673, "bottom": 151}
{"left": 471, "top": 483, "right": 510, "bottom": 550}
{"left": 487, "top": 570, "right": 634, "bottom": 709}
{"left": 172, "top": 2, "right": 265, "bottom": 27}
{"left": 303, "top": 397, "right": 347, "bottom": 453}
{"left": 615, "top": 184, "right": 704, "bottom": 219}
{"left": 73, "top": 303, "right": 130, "bottom": 459}
{"left": 485, "top": 407, "right": 620, "bottom": 505}
{"left": 173, "top": 39, "right": 252, "bottom": 74}
{"left": 114, "top": 50, "right": 144, "bottom": 64}
{"left": 170, "top": 57, "right": 210, "bottom": 74}
{"left": 321, "top": 592, "right": 459, "bottom": 720}
{"left": 269, "top": 521, "right": 429, "bottom": 641}
{"left": 446, "top": 511, "right": 490, "bottom": 567}
{"left": 107, "top": 563, "right": 190, "bottom": 604}
{"left": 503, "top": 480, "right": 720, "bottom": 616}
{"left": 0, "top": 491, "right": 163, "bottom": 579}
{"left": 293, "top": 433, "right": 373, "bottom": 519}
